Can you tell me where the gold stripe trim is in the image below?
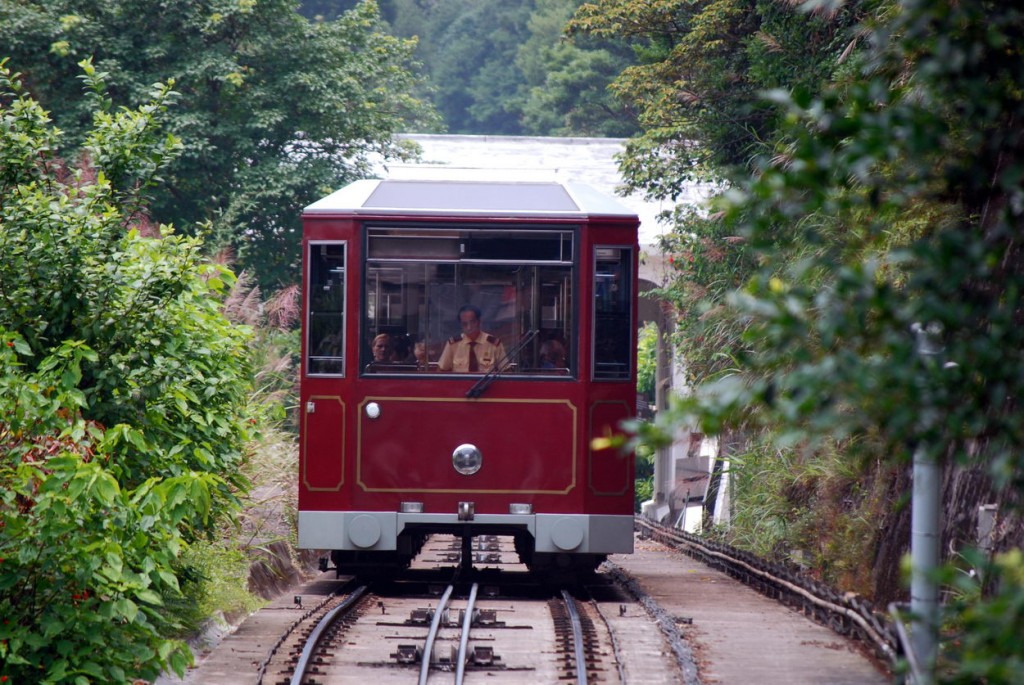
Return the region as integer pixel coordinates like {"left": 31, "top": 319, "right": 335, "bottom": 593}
{"left": 302, "top": 395, "right": 346, "bottom": 492}
{"left": 356, "top": 396, "right": 577, "bottom": 494}
{"left": 588, "top": 399, "right": 632, "bottom": 496}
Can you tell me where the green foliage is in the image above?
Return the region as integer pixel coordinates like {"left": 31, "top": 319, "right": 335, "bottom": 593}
{"left": 569, "top": 0, "right": 866, "bottom": 194}
{"left": 0, "top": 62, "right": 254, "bottom": 682}
{"left": 633, "top": 440, "right": 655, "bottom": 514}
{"left": 366, "top": 0, "right": 637, "bottom": 136}
{"left": 582, "top": 0, "right": 1024, "bottom": 676}
{"left": 636, "top": 321, "right": 657, "bottom": 399}
{"left": 701, "top": 1, "right": 1024, "bottom": 484}
{"left": 725, "top": 437, "right": 890, "bottom": 591}
{"left": 654, "top": 206, "right": 758, "bottom": 386}
{"left": 388, "top": 0, "right": 534, "bottom": 134}
{"left": 517, "top": 0, "right": 638, "bottom": 137}
{"left": 173, "top": 540, "right": 263, "bottom": 632}
{"left": 1, "top": 0, "right": 438, "bottom": 288}
{"left": 942, "top": 550, "right": 1024, "bottom": 683}
{"left": 0, "top": 334, "right": 198, "bottom": 681}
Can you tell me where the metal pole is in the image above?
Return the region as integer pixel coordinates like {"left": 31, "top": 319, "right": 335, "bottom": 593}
{"left": 909, "top": 321, "right": 943, "bottom": 684}
{"left": 653, "top": 317, "right": 671, "bottom": 519}
{"left": 910, "top": 441, "right": 939, "bottom": 684}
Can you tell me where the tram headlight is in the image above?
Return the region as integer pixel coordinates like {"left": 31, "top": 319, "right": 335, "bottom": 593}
{"left": 452, "top": 443, "right": 483, "bottom": 475}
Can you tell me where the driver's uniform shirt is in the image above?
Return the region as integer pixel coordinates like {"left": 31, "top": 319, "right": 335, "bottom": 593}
{"left": 437, "top": 332, "right": 505, "bottom": 373}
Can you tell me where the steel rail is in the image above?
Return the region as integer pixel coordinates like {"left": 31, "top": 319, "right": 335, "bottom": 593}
{"left": 289, "top": 584, "right": 368, "bottom": 685}
{"left": 561, "top": 590, "right": 589, "bottom": 685}
{"left": 888, "top": 602, "right": 925, "bottom": 684}
{"left": 588, "top": 597, "right": 628, "bottom": 684}
{"left": 454, "top": 582, "right": 479, "bottom": 685}
{"left": 419, "top": 583, "right": 455, "bottom": 685}
{"left": 256, "top": 590, "right": 339, "bottom": 684}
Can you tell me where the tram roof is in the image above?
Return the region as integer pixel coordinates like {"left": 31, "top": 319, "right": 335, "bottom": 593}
{"left": 303, "top": 178, "right": 639, "bottom": 220}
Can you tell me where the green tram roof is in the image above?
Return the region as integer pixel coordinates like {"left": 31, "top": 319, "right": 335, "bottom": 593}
{"left": 303, "top": 179, "right": 639, "bottom": 221}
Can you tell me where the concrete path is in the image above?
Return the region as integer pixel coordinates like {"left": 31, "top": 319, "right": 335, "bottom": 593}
{"left": 609, "top": 537, "right": 890, "bottom": 684}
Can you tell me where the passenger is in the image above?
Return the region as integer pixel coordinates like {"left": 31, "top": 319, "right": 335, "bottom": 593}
{"left": 413, "top": 340, "right": 430, "bottom": 370}
{"left": 391, "top": 334, "right": 412, "bottom": 363}
{"left": 437, "top": 304, "right": 507, "bottom": 373}
{"left": 370, "top": 333, "right": 395, "bottom": 364}
{"left": 315, "top": 330, "right": 344, "bottom": 358}
{"left": 539, "top": 339, "right": 567, "bottom": 370}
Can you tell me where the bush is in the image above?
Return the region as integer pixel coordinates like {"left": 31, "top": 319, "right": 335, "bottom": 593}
{"left": 0, "top": 60, "right": 253, "bottom": 683}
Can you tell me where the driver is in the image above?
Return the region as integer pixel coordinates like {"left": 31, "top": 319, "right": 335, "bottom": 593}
{"left": 437, "top": 304, "right": 506, "bottom": 373}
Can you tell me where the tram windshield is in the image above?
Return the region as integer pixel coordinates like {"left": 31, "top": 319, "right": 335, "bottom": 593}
{"left": 361, "top": 225, "right": 574, "bottom": 376}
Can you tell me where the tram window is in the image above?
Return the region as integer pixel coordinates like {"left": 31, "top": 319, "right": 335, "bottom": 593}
{"left": 307, "top": 242, "right": 346, "bottom": 376}
{"left": 362, "top": 226, "right": 575, "bottom": 376}
{"left": 593, "top": 247, "right": 633, "bottom": 381}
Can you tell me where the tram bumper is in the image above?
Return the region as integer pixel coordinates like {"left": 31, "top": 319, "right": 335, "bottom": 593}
{"left": 298, "top": 510, "right": 634, "bottom": 554}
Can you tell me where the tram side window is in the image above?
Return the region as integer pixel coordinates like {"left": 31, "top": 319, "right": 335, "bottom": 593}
{"left": 593, "top": 247, "right": 633, "bottom": 381}
{"left": 362, "top": 226, "right": 575, "bottom": 376}
{"left": 307, "top": 243, "right": 346, "bottom": 375}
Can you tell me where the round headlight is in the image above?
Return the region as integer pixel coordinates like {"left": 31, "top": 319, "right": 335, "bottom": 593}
{"left": 452, "top": 443, "right": 483, "bottom": 475}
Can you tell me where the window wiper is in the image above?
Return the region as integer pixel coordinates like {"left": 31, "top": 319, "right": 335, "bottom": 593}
{"left": 466, "top": 329, "right": 539, "bottom": 398}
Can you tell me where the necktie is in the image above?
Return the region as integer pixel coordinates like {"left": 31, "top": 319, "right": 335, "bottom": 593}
{"left": 468, "top": 341, "right": 479, "bottom": 372}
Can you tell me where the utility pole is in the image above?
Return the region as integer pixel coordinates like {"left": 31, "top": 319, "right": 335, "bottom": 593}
{"left": 652, "top": 314, "right": 673, "bottom": 521}
{"left": 910, "top": 440, "right": 939, "bottom": 683}
{"left": 910, "top": 322, "right": 944, "bottom": 684}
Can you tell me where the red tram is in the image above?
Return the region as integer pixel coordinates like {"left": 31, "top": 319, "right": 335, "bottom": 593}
{"left": 297, "top": 177, "right": 638, "bottom": 575}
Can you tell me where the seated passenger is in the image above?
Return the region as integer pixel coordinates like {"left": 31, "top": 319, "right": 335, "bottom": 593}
{"left": 413, "top": 340, "right": 430, "bottom": 371}
{"left": 370, "top": 333, "right": 396, "bottom": 364}
{"left": 539, "top": 339, "right": 567, "bottom": 370}
{"left": 438, "top": 305, "right": 506, "bottom": 373}
{"left": 315, "top": 330, "right": 344, "bottom": 358}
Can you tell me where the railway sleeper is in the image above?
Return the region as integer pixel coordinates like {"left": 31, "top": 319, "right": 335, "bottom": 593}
{"left": 475, "top": 552, "right": 503, "bottom": 563}
{"left": 466, "top": 608, "right": 502, "bottom": 626}
{"left": 407, "top": 606, "right": 460, "bottom": 626}
{"left": 392, "top": 644, "right": 422, "bottom": 664}
{"left": 469, "top": 644, "right": 505, "bottom": 669}
{"left": 424, "top": 643, "right": 505, "bottom": 671}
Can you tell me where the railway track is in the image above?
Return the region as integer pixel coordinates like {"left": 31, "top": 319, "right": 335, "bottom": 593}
{"left": 257, "top": 535, "right": 631, "bottom": 684}
{"left": 172, "top": 525, "right": 890, "bottom": 684}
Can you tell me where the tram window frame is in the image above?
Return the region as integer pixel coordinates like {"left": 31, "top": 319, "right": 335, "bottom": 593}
{"left": 592, "top": 246, "right": 634, "bottom": 381}
{"left": 361, "top": 224, "right": 577, "bottom": 378}
{"left": 306, "top": 241, "right": 347, "bottom": 377}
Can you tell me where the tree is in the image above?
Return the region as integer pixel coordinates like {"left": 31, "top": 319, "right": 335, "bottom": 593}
{"left": 518, "top": 0, "right": 638, "bottom": 137}
{"left": 684, "top": 0, "right": 1024, "bottom": 506}
{"left": 1, "top": 0, "right": 438, "bottom": 288}
{"left": 300, "top": 0, "right": 639, "bottom": 137}
{"left": 566, "top": 0, "right": 867, "bottom": 393}
{"left": 410, "top": 0, "right": 535, "bottom": 134}
{"left": 569, "top": 0, "right": 866, "bottom": 197}
{"left": 575, "top": 0, "right": 1024, "bottom": 676}
{"left": 0, "top": 60, "right": 254, "bottom": 683}
{"left": 704, "top": 3, "right": 1024, "bottom": 675}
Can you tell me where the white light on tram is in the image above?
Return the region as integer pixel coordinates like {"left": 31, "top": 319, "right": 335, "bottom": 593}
{"left": 452, "top": 443, "right": 483, "bottom": 475}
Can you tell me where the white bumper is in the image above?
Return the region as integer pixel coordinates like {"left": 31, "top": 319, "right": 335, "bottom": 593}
{"left": 298, "top": 510, "right": 634, "bottom": 554}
